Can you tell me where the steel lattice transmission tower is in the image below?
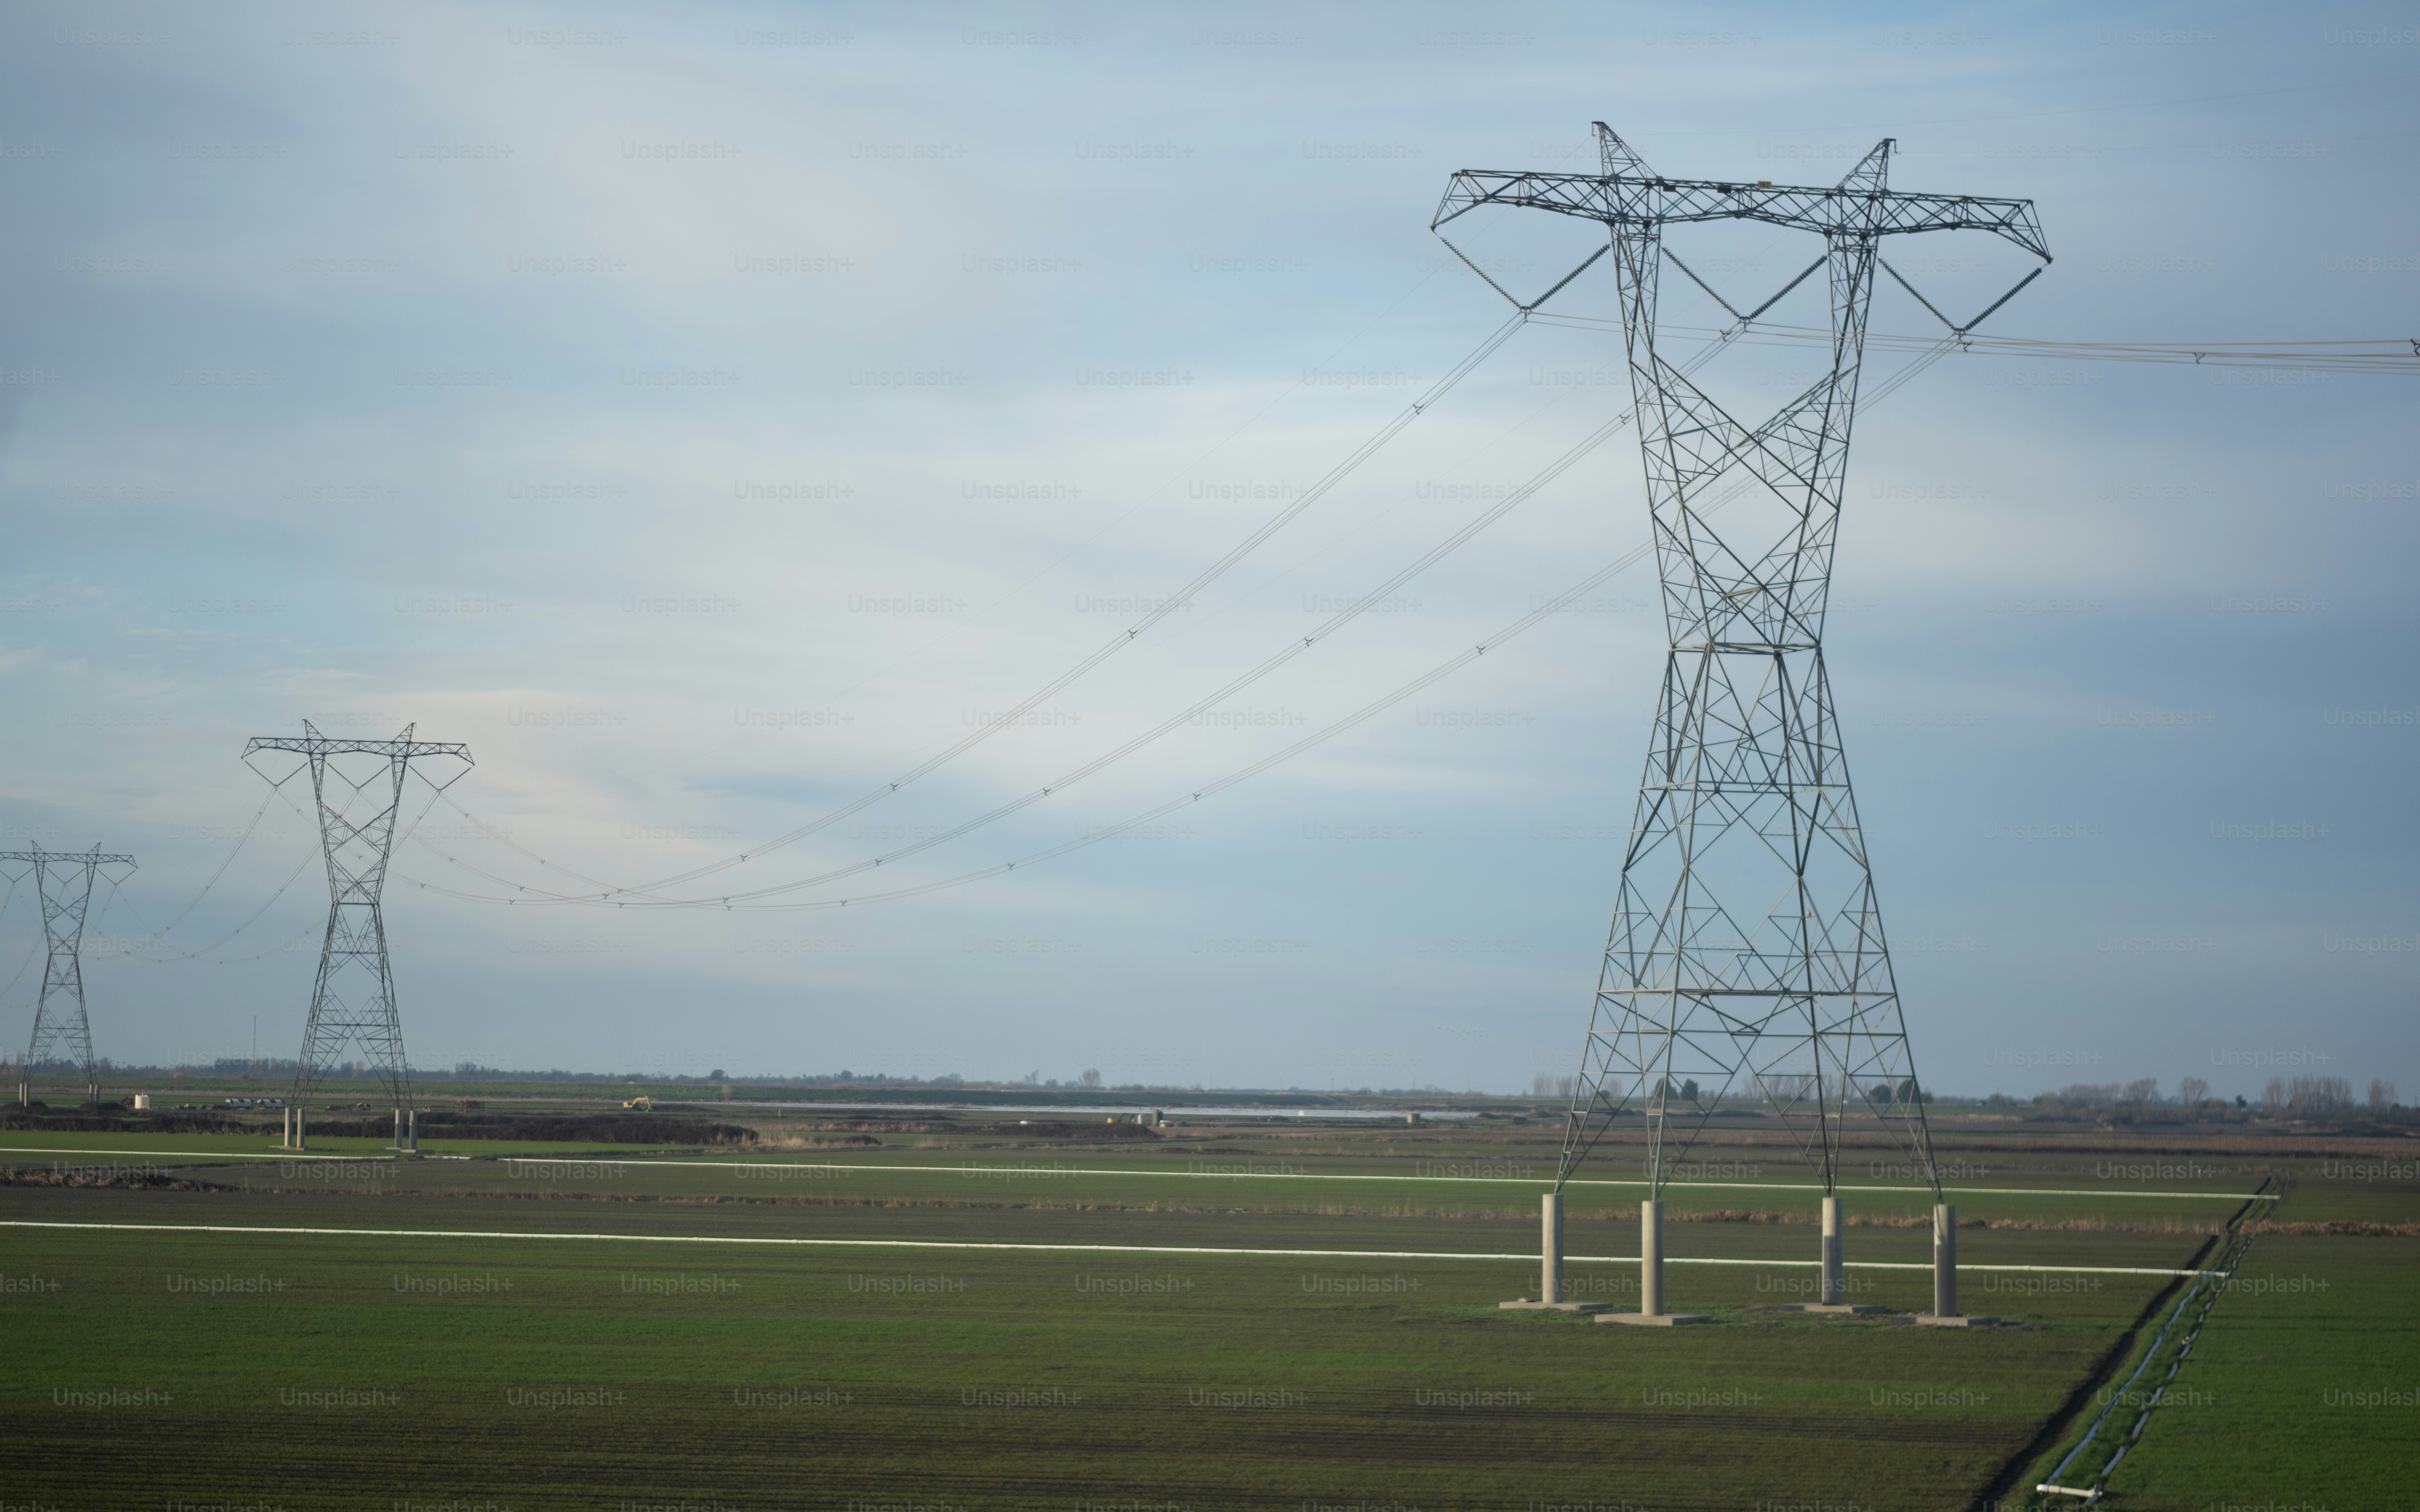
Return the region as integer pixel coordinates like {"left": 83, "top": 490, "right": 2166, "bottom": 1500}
{"left": 244, "top": 723, "right": 471, "bottom": 1140}
{"left": 1, "top": 845, "right": 136, "bottom": 1104}
{"left": 1438, "top": 126, "right": 2047, "bottom": 1320}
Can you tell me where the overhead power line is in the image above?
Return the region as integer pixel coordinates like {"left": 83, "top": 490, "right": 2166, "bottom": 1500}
{"left": 393, "top": 333, "right": 1967, "bottom": 916}
{"left": 1530, "top": 311, "right": 2420, "bottom": 374}
{"left": 405, "top": 291, "right": 1791, "bottom": 909}
{"left": 431, "top": 314, "right": 1535, "bottom": 909}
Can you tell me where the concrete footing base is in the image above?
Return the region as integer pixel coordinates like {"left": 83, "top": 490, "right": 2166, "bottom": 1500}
{"left": 1597, "top": 1311, "right": 1713, "bottom": 1327}
{"left": 1500, "top": 1300, "right": 1612, "bottom": 1312}
{"left": 1897, "top": 1313, "right": 1999, "bottom": 1328}
{"left": 1779, "top": 1303, "right": 1890, "bottom": 1314}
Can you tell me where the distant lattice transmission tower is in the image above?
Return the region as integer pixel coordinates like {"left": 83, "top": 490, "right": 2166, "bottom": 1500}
{"left": 1438, "top": 126, "right": 2048, "bottom": 1322}
{"left": 1, "top": 844, "right": 136, "bottom": 1105}
{"left": 244, "top": 722, "right": 470, "bottom": 1148}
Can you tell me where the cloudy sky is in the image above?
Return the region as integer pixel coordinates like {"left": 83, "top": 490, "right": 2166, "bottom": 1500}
{"left": 3, "top": 0, "right": 2413, "bottom": 1099}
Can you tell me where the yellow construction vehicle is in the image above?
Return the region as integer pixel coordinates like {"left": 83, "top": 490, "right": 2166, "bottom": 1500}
{"left": 622, "top": 1096, "right": 653, "bottom": 1112}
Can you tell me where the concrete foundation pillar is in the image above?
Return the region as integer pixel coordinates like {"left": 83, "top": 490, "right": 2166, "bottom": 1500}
{"left": 1821, "top": 1195, "right": 1845, "bottom": 1305}
{"left": 1541, "top": 1191, "right": 1564, "bottom": 1303}
{"left": 407, "top": 1108, "right": 418, "bottom": 1152}
{"left": 1934, "top": 1203, "right": 1957, "bottom": 1318}
{"left": 1639, "top": 1199, "right": 1665, "bottom": 1317}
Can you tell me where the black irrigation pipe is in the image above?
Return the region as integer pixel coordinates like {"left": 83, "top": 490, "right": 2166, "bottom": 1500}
{"left": 2024, "top": 1176, "right": 2276, "bottom": 1504}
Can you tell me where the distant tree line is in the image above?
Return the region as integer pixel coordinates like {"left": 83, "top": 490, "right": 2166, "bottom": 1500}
{"left": 2018, "top": 1074, "right": 2397, "bottom": 1120}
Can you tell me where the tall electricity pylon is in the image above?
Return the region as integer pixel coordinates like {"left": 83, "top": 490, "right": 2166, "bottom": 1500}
{"left": 0, "top": 845, "right": 136, "bottom": 1104}
{"left": 244, "top": 723, "right": 470, "bottom": 1133}
{"left": 1439, "top": 127, "right": 2047, "bottom": 1318}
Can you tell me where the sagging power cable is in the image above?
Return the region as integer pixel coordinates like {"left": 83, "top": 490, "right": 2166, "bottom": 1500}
{"left": 394, "top": 336, "right": 1964, "bottom": 915}
{"left": 402, "top": 314, "right": 1538, "bottom": 908}
{"left": 409, "top": 303, "right": 1781, "bottom": 908}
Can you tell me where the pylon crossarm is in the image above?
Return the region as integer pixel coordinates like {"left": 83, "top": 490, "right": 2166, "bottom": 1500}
{"left": 1434, "top": 170, "right": 2049, "bottom": 262}
{"left": 244, "top": 735, "right": 471, "bottom": 761}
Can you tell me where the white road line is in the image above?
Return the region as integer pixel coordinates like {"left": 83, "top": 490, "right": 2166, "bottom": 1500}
{"left": 495, "top": 1157, "right": 2279, "bottom": 1201}
{"left": 0, "top": 1146, "right": 380, "bottom": 1162}
{"left": 0, "top": 1220, "right": 2223, "bottom": 1275}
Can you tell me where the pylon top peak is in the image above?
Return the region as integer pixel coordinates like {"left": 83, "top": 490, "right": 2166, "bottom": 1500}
{"left": 1591, "top": 121, "right": 1653, "bottom": 178}
{"left": 1837, "top": 138, "right": 1893, "bottom": 194}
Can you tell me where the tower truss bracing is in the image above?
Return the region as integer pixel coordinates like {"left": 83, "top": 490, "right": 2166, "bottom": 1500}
{"left": 1435, "top": 126, "right": 2049, "bottom": 1204}
{"left": 0, "top": 845, "right": 136, "bottom": 1100}
{"left": 243, "top": 723, "right": 471, "bottom": 1115}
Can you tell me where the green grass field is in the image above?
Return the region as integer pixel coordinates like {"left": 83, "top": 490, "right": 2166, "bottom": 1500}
{"left": 3, "top": 1115, "right": 2409, "bottom": 1510}
{"left": 2094, "top": 1230, "right": 2420, "bottom": 1510}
